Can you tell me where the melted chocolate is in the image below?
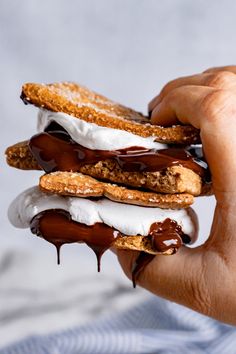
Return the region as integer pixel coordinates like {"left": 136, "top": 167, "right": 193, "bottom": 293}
{"left": 30, "top": 210, "right": 191, "bottom": 286}
{"left": 29, "top": 122, "right": 209, "bottom": 178}
{"left": 149, "top": 218, "right": 183, "bottom": 253}
{"left": 131, "top": 218, "right": 191, "bottom": 287}
{"left": 30, "top": 209, "right": 120, "bottom": 271}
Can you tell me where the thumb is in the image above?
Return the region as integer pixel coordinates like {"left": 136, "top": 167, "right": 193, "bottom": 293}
{"left": 116, "top": 246, "right": 211, "bottom": 314}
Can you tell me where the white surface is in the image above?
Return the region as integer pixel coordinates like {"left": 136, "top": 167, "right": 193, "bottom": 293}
{"left": 0, "top": 0, "right": 231, "bottom": 348}
{"left": 9, "top": 186, "right": 197, "bottom": 237}
{"left": 38, "top": 109, "right": 167, "bottom": 150}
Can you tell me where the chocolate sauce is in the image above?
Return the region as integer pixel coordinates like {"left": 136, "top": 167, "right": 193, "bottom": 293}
{"left": 30, "top": 209, "right": 120, "bottom": 271}
{"left": 131, "top": 218, "right": 191, "bottom": 287}
{"left": 149, "top": 218, "right": 183, "bottom": 253}
{"left": 29, "top": 122, "right": 209, "bottom": 178}
{"left": 30, "top": 209, "right": 191, "bottom": 286}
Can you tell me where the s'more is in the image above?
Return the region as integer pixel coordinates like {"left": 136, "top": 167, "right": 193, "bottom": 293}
{"left": 6, "top": 82, "right": 210, "bottom": 285}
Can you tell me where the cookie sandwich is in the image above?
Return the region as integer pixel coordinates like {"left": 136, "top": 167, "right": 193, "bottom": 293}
{"left": 6, "top": 82, "right": 209, "bottom": 285}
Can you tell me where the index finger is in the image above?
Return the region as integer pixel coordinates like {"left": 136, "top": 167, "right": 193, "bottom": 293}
{"left": 151, "top": 85, "right": 236, "bottom": 198}
{"left": 148, "top": 70, "right": 236, "bottom": 114}
{"left": 150, "top": 85, "right": 214, "bottom": 128}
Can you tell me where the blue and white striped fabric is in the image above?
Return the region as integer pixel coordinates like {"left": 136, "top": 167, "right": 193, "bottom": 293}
{"left": 1, "top": 295, "right": 235, "bottom": 354}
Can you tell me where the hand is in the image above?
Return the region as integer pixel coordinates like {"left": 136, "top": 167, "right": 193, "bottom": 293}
{"left": 117, "top": 66, "right": 236, "bottom": 325}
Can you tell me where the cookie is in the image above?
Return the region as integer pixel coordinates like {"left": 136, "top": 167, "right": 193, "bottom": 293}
{"left": 5, "top": 141, "right": 41, "bottom": 171}
{"left": 39, "top": 171, "right": 194, "bottom": 208}
{"left": 39, "top": 172, "right": 194, "bottom": 209}
{"left": 21, "top": 82, "right": 200, "bottom": 144}
{"left": 6, "top": 141, "right": 211, "bottom": 196}
{"left": 79, "top": 160, "right": 203, "bottom": 196}
{"left": 113, "top": 236, "right": 175, "bottom": 255}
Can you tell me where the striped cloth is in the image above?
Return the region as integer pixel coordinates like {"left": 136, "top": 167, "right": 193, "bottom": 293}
{"left": 1, "top": 295, "right": 235, "bottom": 354}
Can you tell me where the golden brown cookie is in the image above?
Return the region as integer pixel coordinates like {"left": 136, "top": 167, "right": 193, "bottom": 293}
{"left": 21, "top": 82, "right": 200, "bottom": 144}
{"left": 6, "top": 141, "right": 211, "bottom": 196}
{"left": 79, "top": 161, "right": 203, "bottom": 196}
{"left": 113, "top": 235, "right": 174, "bottom": 255}
{"left": 39, "top": 171, "right": 194, "bottom": 208}
{"left": 5, "top": 141, "right": 41, "bottom": 170}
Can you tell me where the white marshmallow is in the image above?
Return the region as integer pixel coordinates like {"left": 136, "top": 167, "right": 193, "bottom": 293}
{"left": 8, "top": 187, "right": 198, "bottom": 240}
{"left": 37, "top": 109, "right": 168, "bottom": 150}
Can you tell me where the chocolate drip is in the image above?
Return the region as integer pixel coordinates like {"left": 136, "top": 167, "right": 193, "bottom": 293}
{"left": 55, "top": 243, "right": 62, "bottom": 265}
{"left": 29, "top": 122, "right": 209, "bottom": 179}
{"left": 132, "top": 252, "right": 155, "bottom": 288}
{"left": 30, "top": 209, "right": 192, "bottom": 286}
{"left": 30, "top": 209, "right": 120, "bottom": 271}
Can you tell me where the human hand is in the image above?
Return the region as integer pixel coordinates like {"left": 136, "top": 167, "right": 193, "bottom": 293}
{"left": 117, "top": 66, "right": 236, "bottom": 325}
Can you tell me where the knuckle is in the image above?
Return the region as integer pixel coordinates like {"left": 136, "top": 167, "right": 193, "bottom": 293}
{"left": 206, "top": 71, "right": 236, "bottom": 88}
{"left": 199, "top": 89, "right": 236, "bottom": 123}
{"left": 160, "top": 81, "right": 174, "bottom": 98}
{"left": 203, "top": 66, "right": 214, "bottom": 73}
{"left": 160, "top": 77, "right": 184, "bottom": 98}
{"left": 164, "top": 85, "right": 180, "bottom": 101}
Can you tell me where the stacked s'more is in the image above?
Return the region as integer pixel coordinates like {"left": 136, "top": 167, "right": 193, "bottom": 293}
{"left": 6, "top": 82, "right": 210, "bottom": 283}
